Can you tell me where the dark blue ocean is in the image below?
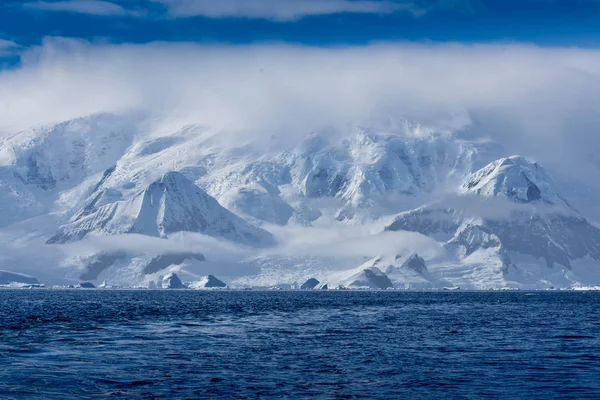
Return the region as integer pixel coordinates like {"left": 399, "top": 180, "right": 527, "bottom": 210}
{"left": 1, "top": 290, "right": 600, "bottom": 399}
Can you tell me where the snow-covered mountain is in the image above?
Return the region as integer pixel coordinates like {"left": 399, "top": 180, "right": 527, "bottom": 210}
{"left": 386, "top": 156, "right": 600, "bottom": 288}
{"left": 459, "top": 156, "right": 575, "bottom": 209}
{"left": 0, "top": 112, "right": 599, "bottom": 289}
{"left": 0, "top": 115, "right": 139, "bottom": 227}
{"left": 222, "top": 127, "right": 502, "bottom": 222}
{"left": 48, "top": 171, "right": 274, "bottom": 247}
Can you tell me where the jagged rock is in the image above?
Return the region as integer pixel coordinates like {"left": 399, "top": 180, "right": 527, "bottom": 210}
{"left": 398, "top": 253, "right": 428, "bottom": 275}
{"left": 205, "top": 275, "right": 227, "bottom": 288}
{"left": 188, "top": 275, "right": 227, "bottom": 289}
{"left": 301, "top": 278, "right": 320, "bottom": 290}
{"left": 162, "top": 273, "right": 186, "bottom": 289}
{"left": 143, "top": 253, "right": 205, "bottom": 275}
{"left": 340, "top": 255, "right": 435, "bottom": 289}
{"left": 79, "top": 252, "right": 126, "bottom": 281}
{"left": 341, "top": 266, "right": 393, "bottom": 289}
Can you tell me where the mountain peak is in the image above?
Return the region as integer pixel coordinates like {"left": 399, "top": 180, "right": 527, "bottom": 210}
{"left": 461, "top": 155, "right": 573, "bottom": 210}
{"left": 48, "top": 170, "right": 275, "bottom": 246}
{"left": 398, "top": 253, "right": 428, "bottom": 275}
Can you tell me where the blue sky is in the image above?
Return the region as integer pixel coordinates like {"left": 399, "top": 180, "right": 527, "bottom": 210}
{"left": 1, "top": 0, "right": 600, "bottom": 56}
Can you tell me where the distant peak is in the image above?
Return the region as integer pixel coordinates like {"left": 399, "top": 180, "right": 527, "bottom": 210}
{"left": 155, "top": 171, "right": 190, "bottom": 185}
{"left": 461, "top": 155, "right": 573, "bottom": 210}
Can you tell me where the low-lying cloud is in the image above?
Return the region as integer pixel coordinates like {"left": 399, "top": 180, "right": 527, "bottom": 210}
{"left": 418, "top": 194, "right": 580, "bottom": 222}
{"left": 269, "top": 222, "right": 444, "bottom": 260}
{"left": 1, "top": 38, "right": 600, "bottom": 183}
{"left": 0, "top": 39, "right": 20, "bottom": 56}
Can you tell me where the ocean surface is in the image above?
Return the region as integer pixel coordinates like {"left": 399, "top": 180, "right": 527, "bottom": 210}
{"left": 1, "top": 290, "right": 600, "bottom": 399}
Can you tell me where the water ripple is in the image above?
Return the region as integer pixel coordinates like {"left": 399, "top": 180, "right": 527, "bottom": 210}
{"left": 0, "top": 290, "right": 599, "bottom": 398}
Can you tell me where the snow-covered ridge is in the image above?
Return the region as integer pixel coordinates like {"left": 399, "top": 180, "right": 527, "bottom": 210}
{"left": 0, "top": 112, "right": 599, "bottom": 289}
{"left": 460, "top": 156, "right": 575, "bottom": 211}
{"left": 48, "top": 171, "right": 275, "bottom": 247}
{"left": 0, "top": 114, "right": 140, "bottom": 227}
{"left": 386, "top": 157, "right": 600, "bottom": 288}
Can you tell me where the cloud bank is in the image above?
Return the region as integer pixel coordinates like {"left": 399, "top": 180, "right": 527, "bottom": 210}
{"left": 1, "top": 38, "right": 600, "bottom": 182}
{"left": 0, "top": 39, "right": 20, "bottom": 56}
{"left": 20, "top": 0, "right": 424, "bottom": 20}
{"left": 23, "top": 0, "right": 138, "bottom": 17}
{"left": 153, "top": 0, "right": 422, "bottom": 20}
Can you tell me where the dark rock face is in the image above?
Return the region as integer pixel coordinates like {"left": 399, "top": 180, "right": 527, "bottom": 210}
{"left": 362, "top": 268, "right": 393, "bottom": 290}
{"left": 163, "top": 273, "right": 186, "bottom": 289}
{"left": 77, "top": 282, "right": 96, "bottom": 288}
{"left": 204, "top": 275, "right": 227, "bottom": 288}
{"left": 80, "top": 252, "right": 126, "bottom": 281}
{"left": 0, "top": 270, "right": 39, "bottom": 285}
{"left": 482, "top": 215, "right": 600, "bottom": 269}
{"left": 143, "top": 253, "right": 205, "bottom": 275}
{"left": 92, "top": 165, "right": 116, "bottom": 193}
{"left": 301, "top": 278, "right": 320, "bottom": 290}
{"left": 344, "top": 266, "right": 394, "bottom": 289}
{"left": 399, "top": 253, "right": 428, "bottom": 275}
{"left": 525, "top": 179, "right": 541, "bottom": 202}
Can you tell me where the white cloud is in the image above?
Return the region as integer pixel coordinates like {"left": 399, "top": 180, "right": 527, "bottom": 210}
{"left": 268, "top": 220, "right": 444, "bottom": 260}
{"left": 23, "top": 0, "right": 138, "bottom": 16}
{"left": 1, "top": 38, "right": 600, "bottom": 185}
{"left": 153, "top": 0, "right": 424, "bottom": 20}
{"left": 0, "top": 39, "right": 20, "bottom": 56}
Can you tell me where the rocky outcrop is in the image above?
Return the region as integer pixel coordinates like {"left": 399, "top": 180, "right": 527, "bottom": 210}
{"left": 162, "top": 273, "right": 186, "bottom": 289}
{"left": 341, "top": 266, "right": 393, "bottom": 289}
{"left": 188, "top": 275, "right": 227, "bottom": 289}
{"left": 143, "top": 253, "right": 205, "bottom": 275}
{"left": 301, "top": 278, "right": 320, "bottom": 289}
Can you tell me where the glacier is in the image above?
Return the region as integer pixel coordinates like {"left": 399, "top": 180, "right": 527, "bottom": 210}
{"left": 0, "top": 112, "right": 599, "bottom": 289}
